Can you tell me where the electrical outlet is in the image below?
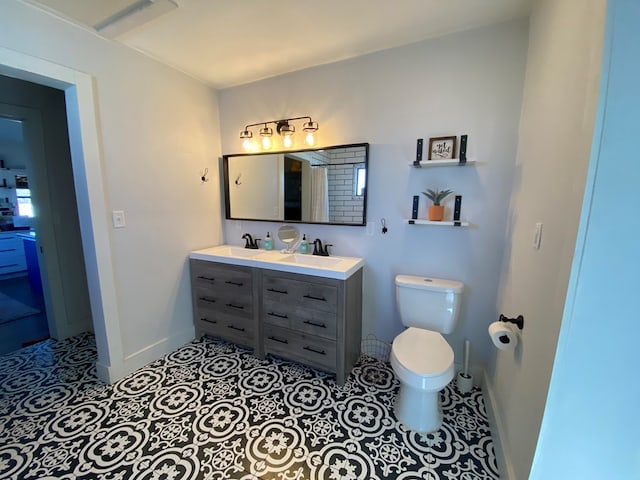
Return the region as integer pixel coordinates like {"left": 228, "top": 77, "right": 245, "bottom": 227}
{"left": 112, "top": 210, "right": 126, "bottom": 228}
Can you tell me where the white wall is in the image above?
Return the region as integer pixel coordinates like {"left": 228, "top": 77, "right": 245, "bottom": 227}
{"left": 219, "top": 20, "right": 529, "bottom": 366}
{"left": 486, "top": 0, "right": 606, "bottom": 478}
{"left": 531, "top": 1, "right": 640, "bottom": 477}
{"left": 0, "top": 0, "right": 223, "bottom": 379}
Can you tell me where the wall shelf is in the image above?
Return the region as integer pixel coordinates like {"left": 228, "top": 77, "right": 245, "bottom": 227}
{"left": 409, "top": 158, "right": 476, "bottom": 167}
{"left": 405, "top": 219, "right": 470, "bottom": 227}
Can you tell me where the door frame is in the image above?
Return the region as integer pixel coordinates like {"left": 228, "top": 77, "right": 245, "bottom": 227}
{"left": 0, "top": 46, "right": 123, "bottom": 383}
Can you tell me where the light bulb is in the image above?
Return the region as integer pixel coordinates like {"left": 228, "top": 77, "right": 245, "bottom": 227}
{"left": 242, "top": 138, "right": 253, "bottom": 151}
{"left": 304, "top": 131, "right": 316, "bottom": 147}
{"left": 283, "top": 134, "right": 293, "bottom": 148}
{"left": 262, "top": 135, "right": 272, "bottom": 149}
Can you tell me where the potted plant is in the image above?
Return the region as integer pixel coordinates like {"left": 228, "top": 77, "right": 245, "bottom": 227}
{"left": 422, "top": 188, "right": 453, "bottom": 221}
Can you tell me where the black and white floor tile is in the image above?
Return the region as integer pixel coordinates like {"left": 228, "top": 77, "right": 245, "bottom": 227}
{"left": 0, "top": 333, "right": 500, "bottom": 479}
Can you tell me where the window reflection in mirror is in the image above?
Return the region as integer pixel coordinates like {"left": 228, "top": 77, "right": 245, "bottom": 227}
{"left": 223, "top": 143, "right": 368, "bottom": 226}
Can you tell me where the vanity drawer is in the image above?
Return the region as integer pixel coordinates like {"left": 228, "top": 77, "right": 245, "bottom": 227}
{"left": 194, "top": 284, "right": 253, "bottom": 316}
{"left": 262, "top": 298, "right": 337, "bottom": 339}
{"left": 191, "top": 259, "right": 259, "bottom": 351}
{"left": 196, "top": 314, "right": 254, "bottom": 348}
{"left": 192, "top": 261, "right": 252, "bottom": 291}
{"left": 263, "top": 274, "right": 338, "bottom": 314}
{"left": 264, "top": 324, "right": 337, "bottom": 371}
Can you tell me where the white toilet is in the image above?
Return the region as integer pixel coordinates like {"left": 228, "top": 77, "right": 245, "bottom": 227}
{"left": 390, "top": 274, "right": 464, "bottom": 433}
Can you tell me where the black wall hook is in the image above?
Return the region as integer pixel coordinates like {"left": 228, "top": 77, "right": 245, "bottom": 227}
{"left": 200, "top": 168, "right": 209, "bottom": 183}
{"left": 499, "top": 314, "right": 524, "bottom": 330}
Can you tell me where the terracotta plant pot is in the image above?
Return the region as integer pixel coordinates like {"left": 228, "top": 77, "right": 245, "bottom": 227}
{"left": 428, "top": 205, "right": 445, "bottom": 221}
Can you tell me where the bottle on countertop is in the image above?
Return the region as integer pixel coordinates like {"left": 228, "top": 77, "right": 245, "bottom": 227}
{"left": 264, "top": 232, "right": 273, "bottom": 250}
{"left": 299, "top": 234, "right": 309, "bottom": 254}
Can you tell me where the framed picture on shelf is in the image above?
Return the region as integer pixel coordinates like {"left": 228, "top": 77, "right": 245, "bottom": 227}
{"left": 428, "top": 136, "right": 457, "bottom": 160}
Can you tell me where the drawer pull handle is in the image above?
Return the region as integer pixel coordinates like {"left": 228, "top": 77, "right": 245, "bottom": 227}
{"left": 197, "top": 275, "right": 216, "bottom": 282}
{"left": 200, "top": 317, "right": 217, "bottom": 324}
{"left": 303, "top": 346, "right": 326, "bottom": 355}
{"left": 226, "top": 303, "right": 244, "bottom": 310}
{"left": 228, "top": 325, "right": 245, "bottom": 332}
{"left": 225, "top": 280, "right": 244, "bottom": 287}
{"left": 268, "top": 336, "right": 288, "bottom": 344}
{"left": 199, "top": 297, "right": 216, "bottom": 304}
{"left": 268, "top": 312, "right": 288, "bottom": 319}
{"left": 303, "top": 320, "right": 327, "bottom": 328}
{"left": 0, "top": 263, "right": 19, "bottom": 268}
{"left": 303, "top": 294, "right": 326, "bottom": 302}
{"left": 0, "top": 248, "right": 16, "bottom": 253}
{"left": 267, "top": 288, "right": 288, "bottom": 294}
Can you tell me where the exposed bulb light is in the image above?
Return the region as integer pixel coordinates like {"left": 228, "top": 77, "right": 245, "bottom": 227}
{"left": 278, "top": 121, "right": 295, "bottom": 148}
{"left": 238, "top": 116, "right": 319, "bottom": 151}
{"left": 303, "top": 120, "right": 318, "bottom": 147}
{"left": 240, "top": 129, "right": 253, "bottom": 152}
{"left": 259, "top": 124, "right": 273, "bottom": 150}
{"left": 304, "top": 131, "right": 317, "bottom": 147}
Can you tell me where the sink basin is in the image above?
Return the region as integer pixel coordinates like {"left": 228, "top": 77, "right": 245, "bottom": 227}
{"left": 212, "top": 246, "right": 264, "bottom": 258}
{"left": 279, "top": 254, "right": 342, "bottom": 268}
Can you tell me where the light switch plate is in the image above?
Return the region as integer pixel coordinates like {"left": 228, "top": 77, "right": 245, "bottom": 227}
{"left": 112, "top": 210, "right": 126, "bottom": 228}
{"left": 533, "top": 222, "right": 543, "bottom": 249}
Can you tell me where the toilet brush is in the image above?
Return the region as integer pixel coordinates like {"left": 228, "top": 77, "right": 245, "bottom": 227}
{"left": 456, "top": 339, "right": 473, "bottom": 394}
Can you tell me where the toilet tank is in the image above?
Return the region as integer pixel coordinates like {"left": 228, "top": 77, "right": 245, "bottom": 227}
{"left": 395, "top": 275, "right": 464, "bottom": 334}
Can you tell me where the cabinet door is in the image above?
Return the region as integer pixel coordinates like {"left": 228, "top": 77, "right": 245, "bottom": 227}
{"left": 0, "top": 234, "right": 26, "bottom": 273}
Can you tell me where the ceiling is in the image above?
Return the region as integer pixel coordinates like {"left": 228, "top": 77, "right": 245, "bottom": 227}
{"left": 25, "top": 0, "right": 533, "bottom": 89}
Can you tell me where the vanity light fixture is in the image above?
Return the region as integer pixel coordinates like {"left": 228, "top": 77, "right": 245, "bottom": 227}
{"left": 239, "top": 116, "right": 319, "bottom": 151}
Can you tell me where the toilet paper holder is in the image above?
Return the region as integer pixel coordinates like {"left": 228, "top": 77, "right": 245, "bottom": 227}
{"left": 499, "top": 314, "right": 524, "bottom": 330}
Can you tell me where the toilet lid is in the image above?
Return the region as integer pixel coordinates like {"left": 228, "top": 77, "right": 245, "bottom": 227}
{"left": 392, "top": 328, "right": 454, "bottom": 376}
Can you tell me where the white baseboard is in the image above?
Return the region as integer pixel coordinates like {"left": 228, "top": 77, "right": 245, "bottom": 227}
{"left": 481, "top": 369, "right": 515, "bottom": 480}
{"left": 96, "top": 326, "right": 196, "bottom": 383}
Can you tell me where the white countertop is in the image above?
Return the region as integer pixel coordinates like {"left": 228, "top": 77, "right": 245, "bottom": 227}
{"left": 190, "top": 245, "right": 365, "bottom": 280}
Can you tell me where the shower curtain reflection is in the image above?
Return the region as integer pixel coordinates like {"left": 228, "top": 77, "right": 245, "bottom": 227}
{"left": 310, "top": 166, "right": 329, "bottom": 223}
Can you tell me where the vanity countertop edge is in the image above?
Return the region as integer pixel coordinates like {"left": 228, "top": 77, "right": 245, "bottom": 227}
{"left": 190, "top": 245, "right": 365, "bottom": 280}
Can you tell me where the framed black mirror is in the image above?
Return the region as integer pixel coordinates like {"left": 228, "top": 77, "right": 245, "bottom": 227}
{"left": 223, "top": 143, "right": 368, "bottom": 226}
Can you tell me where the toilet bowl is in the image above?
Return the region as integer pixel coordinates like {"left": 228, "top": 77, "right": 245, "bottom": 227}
{"left": 391, "top": 275, "right": 463, "bottom": 433}
{"left": 390, "top": 328, "right": 455, "bottom": 432}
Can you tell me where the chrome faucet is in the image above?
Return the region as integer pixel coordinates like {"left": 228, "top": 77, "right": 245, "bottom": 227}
{"left": 242, "top": 233, "right": 260, "bottom": 249}
{"left": 312, "top": 238, "right": 333, "bottom": 256}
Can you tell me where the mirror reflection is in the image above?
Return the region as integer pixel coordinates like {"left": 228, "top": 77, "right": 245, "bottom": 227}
{"left": 223, "top": 143, "right": 368, "bottom": 226}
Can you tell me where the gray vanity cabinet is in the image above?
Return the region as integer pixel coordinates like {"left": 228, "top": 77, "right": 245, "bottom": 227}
{"left": 190, "top": 259, "right": 261, "bottom": 355}
{"left": 189, "top": 258, "right": 362, "bottom": 385}
{"left": 261, "top": 269, "right": 362, "bottom": 385}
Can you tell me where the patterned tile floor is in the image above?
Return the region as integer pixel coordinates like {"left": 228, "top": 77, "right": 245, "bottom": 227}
{"left": 0, "top": 333, "right": 500, "bottom": 479}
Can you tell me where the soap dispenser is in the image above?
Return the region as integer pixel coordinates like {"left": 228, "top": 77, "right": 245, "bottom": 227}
{"left": 264, "top": 232, "right": 273, "bottom": 250}
{"left": 299, "top": 234, "right": 309, "bottom": 254}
